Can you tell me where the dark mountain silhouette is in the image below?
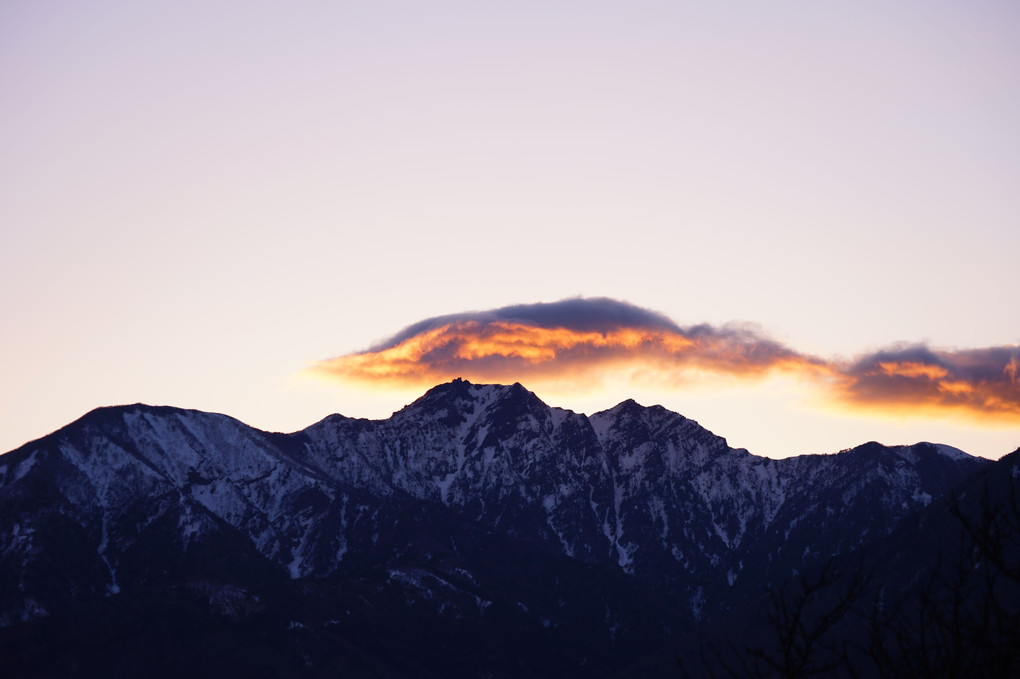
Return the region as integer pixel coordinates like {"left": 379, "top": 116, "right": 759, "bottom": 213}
{"left": 0, "top": 380, "right": 1005, "bottom": 678}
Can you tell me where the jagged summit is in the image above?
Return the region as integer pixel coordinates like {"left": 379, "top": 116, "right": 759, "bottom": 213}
{"left": 592, "top": 397, "right": 691, "bottom": 430}
{"left": 395, "top": 379, "right": 545, "bottom": 422}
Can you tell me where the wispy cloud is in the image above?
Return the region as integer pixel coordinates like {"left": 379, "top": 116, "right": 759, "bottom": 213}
{"left": 310, "top": 298, "right": 1020, "bottom": 424}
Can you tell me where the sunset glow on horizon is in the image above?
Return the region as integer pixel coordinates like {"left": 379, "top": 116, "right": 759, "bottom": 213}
{"left": 312, "top": 299, "right": 1020, "bottom": 430}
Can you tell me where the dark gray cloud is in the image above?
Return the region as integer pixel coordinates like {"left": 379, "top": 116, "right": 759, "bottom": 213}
{"left": 372, "top": 297, "right": 682, "bottom": 350}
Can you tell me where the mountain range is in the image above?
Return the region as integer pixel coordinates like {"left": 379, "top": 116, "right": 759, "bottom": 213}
{"left": 0, "top": 379, "right": 1016, "bottom": 677}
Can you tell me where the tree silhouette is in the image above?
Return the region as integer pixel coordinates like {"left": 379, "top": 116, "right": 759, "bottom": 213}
{"left": 684, "top": 455, "right": 1020, "bottom": 678}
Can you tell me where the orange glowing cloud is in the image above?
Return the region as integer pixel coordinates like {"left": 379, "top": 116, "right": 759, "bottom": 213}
{"left": 312, "top": 298, "right": 828, "bottom": 389}
{"left": 834, "top": 345, "right": 1020, "bottom": 423}
{"left": 878, "top": 362, "right": 949, "bottom": 380}
{"left": 310, "top": 298, "right": 1020, "bottom": 425}
{"left": 317, "top": 320, "right": 711, "bottom": 386}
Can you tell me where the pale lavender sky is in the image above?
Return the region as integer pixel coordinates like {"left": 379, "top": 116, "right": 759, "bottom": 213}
{"left": 2, "top": 1, "right": 1019, "bottom": 458}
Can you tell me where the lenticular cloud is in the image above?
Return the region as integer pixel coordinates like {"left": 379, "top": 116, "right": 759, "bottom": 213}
{"left": 311, "top": 297, "right": 1020, "bottom": 424}
{"left": 313, "top": 298, "right": 826, "bottom": 386}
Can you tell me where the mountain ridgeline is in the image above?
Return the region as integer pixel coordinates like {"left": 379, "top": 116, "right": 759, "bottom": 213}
{"left": 0, "top": 379, "right": 1011, "bottom": 678}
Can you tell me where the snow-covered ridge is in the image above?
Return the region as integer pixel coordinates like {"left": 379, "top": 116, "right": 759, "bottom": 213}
{"left": 0, "top": 380, "right": 991, "bottom": 626}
